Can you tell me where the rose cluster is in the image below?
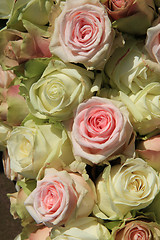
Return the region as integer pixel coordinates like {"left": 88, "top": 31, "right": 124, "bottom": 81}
{"left": 0, "top": 0, "right": 160, "bottom": 240}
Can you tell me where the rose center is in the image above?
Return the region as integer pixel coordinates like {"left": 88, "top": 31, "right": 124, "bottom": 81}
{"left": 128, "top": 176, "right": 144, "bottom": 192}
{"left": 129, "top": 227, "right": 149, "bottom": 240}
{"left": 43, "top": 182, "right": 64, "bottom": 212}
{"left": 112, "top": 0, "right": 127, "bottom": 8}
{"left": 19, "top": 138, "right": 32, "bottom": 158}
{"left": 71, "top": 11, "right": 101, "bottom": 45}
{"left": 45, "top": 81, "right": 65, "bottom": 101}
{"left": 87, "top": 110, "right": 114, "bottom": 132}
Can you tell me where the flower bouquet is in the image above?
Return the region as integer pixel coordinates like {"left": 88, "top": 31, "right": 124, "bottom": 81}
{"left": 1, "top": 0, "right": 160, "bottom": 239}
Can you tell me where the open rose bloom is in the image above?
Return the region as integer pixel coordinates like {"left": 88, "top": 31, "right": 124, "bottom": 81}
{"left": 70, "top": 96, "right": 134, "bottom": 164}
{"left": 49, "top": 0, "right": 115, "bottom": 69}
{"left": 2, "top": 0, "right": 160, "bottom": 240}
{"left": 24, "top": 168, "right": 95, "bottom": 227}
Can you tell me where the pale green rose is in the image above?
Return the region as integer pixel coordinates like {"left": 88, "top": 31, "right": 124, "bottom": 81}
{"left": 99, "top": 81, "right": 160, "bottom": 135}
{"left": 7, "top": 119, "right": 75, "bottom": 179}
{"left": 50, "top": 217, "right": 110, "bottom": 240}
{"left": 27, "top": 59, "right": 96, "bottom": 121}
{"left": 94, "top": 158, "right": 160, "bottom": 220}
{"left": 104, "top": 39, "right": 160, "bottom": 95}
{"left": 119, "top": 82, "right": 160, "bottom": 135}
{"left": 6, "top": 0, "right": 53, "bottom": 31}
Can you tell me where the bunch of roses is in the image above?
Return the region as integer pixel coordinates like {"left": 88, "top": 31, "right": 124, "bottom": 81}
{"left": 1, "top": 0, "right": 160, "bottom": 239}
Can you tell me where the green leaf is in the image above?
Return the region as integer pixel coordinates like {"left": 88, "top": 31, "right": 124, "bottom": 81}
{"left": 17, "top": 179, "right": 36, "bottom": 196}
{"left": 104, "top": 220, "right": 122, "bottom": 230}
{"left": 142, "top": 191, "right": 160, "bottom": 224}
{"left": 24, "top": 57, "right": 51, "bottom": 78}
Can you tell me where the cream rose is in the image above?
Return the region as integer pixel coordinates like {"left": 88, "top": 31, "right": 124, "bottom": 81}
{"left": 7, "top": 120, "right": 75, "bottom": 179}
{"left": 94, "top": 158, "right": 160, "bottom": 220}
{"left": 70, "top": 96, "right": 134, "bottom": 164}
{"left": 101, "top": 81, "right": 160, "bottom": 135}
{"left": 119, "top": 82, "right": 160, "bottom": 135}
{"left": 50, "top": 217, "right": 111, "bottom": 240}
{"left": 104, "top": 39, "right": 160, "bottom": 95}
{"left": 24, "top": 168, "right": 95, "bottom": 226}
{"left": 49, "top": 0, "right": 115, "bottom": 69}
{"left": 28, "top": 59, "right": 94, "bottom": 121}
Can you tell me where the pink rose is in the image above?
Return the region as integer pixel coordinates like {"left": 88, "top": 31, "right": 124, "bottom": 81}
{"left": 145, "top": 19, "right": 160, "bottom": 64}
{"left": 27, "top": 227, "right": 51, "bottom": 240}
{"left": 102, "top": 0, "right": 155, "bottom": 35}
{"left": 24, "top": 168, "right": 95, "bottom": 226}
{"left": 136, "top": 135, "right": 160, "bottom": 171}
{"left": 103, "top": 0, "right": 135, "bottom": 20}
{"left": 113, "top": 220, "right": 160, "bottom": 240}
{"left": 49, "top": 0, "right": 115, "bottom": 69}
{"left": 70, "top": 96, "right": 133, "bottom": 164}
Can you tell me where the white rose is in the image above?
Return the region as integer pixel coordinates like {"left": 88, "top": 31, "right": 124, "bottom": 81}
{"left": 50, "top": 217, "right": 110, "bottom": 240}
{"left": 7, "top": 120, "right": 75, "bottom": 178}
{"left": 28, "top": 59, "right": 94, "bottom": 121}
{"left": 94, "top": 158, "right": 160, "bottom": 220}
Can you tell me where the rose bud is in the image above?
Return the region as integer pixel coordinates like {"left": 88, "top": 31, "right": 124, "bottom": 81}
{"left": 102, "top": 0, "right": 155, "bottom": 35}
{"left": 0, "top": 66, "right": 29, "bottom": 126}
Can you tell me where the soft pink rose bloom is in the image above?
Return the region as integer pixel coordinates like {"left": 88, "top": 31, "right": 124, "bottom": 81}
{"left": 145, "top": 19, "right": 160, "bottom": 64}
{"left": 49, "top": 0, "right": 115, "bottom": 69}
{"left": 27, "top": 227, "right": 51, "bottom": 240}
{"left": 24, "top": 168, "right": 95, "bottom": 227}
{"left": 70, "top": 96, "right": 133, "bottom": 164}
{"left": 137, "top": 135, "right": 160, "bottom": 171}
{"left": 113, "top": 220, "right": 160, "bottom": 240}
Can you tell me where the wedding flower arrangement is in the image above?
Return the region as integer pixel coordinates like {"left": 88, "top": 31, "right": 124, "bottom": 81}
{"left": 1, "top": 0, "right": 160, "bottom": 239}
